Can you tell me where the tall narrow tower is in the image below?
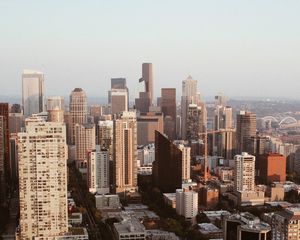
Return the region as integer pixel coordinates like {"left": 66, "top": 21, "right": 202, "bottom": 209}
{"left": 22, "top": 70, "right": 44, "bottom": 117}
{"left": 18, "top": 117, "right": 68, "bottom": 239}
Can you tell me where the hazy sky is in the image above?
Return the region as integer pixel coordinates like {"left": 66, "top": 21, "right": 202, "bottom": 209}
{"left": 1, "top": 0, "right": 300, "bottom": 100}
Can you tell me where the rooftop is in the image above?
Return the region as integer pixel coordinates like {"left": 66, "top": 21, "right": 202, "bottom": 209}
{"left": 114, "top": 218, "right": 145, "bottom": 234}
{"left": 198, "top": 223, "right": 222, "bottom": 234}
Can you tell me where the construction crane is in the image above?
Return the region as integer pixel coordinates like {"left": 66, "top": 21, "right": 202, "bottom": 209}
{"left": 198, "top": 129, "right": 229, "bottom": 182}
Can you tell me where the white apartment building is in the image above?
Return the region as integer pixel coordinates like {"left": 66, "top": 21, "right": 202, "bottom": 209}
{"left": 176, "top": 188, "right": 198, "bottom": 220}
{"left": 18, "top": 117, "right": 68, "bottom": 239}
{"left": 88, "top": 146, "right": 109, "bottom": 194}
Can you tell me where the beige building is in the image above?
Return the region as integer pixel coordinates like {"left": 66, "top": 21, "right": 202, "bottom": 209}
{"left": 113, "top": 111, "right": 137, "bottom": 194}
{"left": 272, "top": 208, "right": 300, "bottom": 240}
{"left": 18, "top": 117, "right": 68, "bottom": 239}
{"left": 174, "top": 141, "right": 191, "bottom": 181}
{"left": 98, "top": 120, "right": 114, "bottom": 160}
{"left": 109, "top": 89, "right": 128, "bottom": 115}
{"left": 69, "top": 88, "right": 88, "bottom": 144}
{"left": 75, "top": 123, "right": 95, "bottom": 168}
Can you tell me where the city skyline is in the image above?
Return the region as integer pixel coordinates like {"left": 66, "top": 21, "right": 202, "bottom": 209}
{"left": 1, "top": 1, "right": 300, "bottom": 99}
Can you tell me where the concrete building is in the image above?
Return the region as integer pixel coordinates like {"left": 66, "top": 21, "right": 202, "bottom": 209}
{"left": 97, "top": 120, "right": 113, "bottom": 158}
{"left": 18, "top": 117, "right": 68, "bottom": 239}
{"left": 95, "top": 194, "right": 120, "bottom": 210}
{"left": 174, "top": 141, "right": 191, "bottom": 181}
{"left": 176, "top": 188, "right": 198, "bottom": 221}
{"left": 113, "top": 111, "right": 137, "bottom": 194}
{"left": 181, "top": 75, "right": 198, "bottom": 139}
{"left": 186, "top": 103, "right": 205, "bottom": 141}
{"left": 160, "top": 88, "right": 176, "bottom": 140}
{"left": 257, "top": 153, "right": 286, "bottom": 184}
{"left": 137, "top": 112, "right": 164, "bottom": 146}
{"left": 47, "top": 96, "right": 65, "bottom": 111}
{"left": 69, "top": 88, "right": 88, "bottom": 144}
{"left": 199, "top": 186, "right": 219, "bottom": 209}
{"left": 113, "top": 218, "right": 146, "bottom": 240}
{"left": 271, "top": 207, "right": 300, "bottom": 240}
{"left": 22, "top": 70, "right": 44, "bottom": 117}
{"left": 137, "top": 144, "right": 155, "bottom": 166}
{"left": 88, "top": 146, "right": 109, "bottom": 194}
{"left": 9, "top": 112, "right": 24, "bottom": 133}
{"left": 223, "top": 212, "right": 271, "bottom": 240}
{"left": 236, "top": 111, "right": 257, "bottom": 154}
{"left": 75, "top": 124, "right": 96, "bottom": 168}
{"left": 198, "top": 223, "right": 223, "bottom": 239}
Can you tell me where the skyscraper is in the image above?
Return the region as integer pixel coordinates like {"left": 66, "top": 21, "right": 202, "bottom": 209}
{"left": 88, "top": 146, "right": 110, "bottom": 194}
{"left": 181, "top": 76, "right": 198, "bottom": 139}
{"left": 109, "top": 89, "right": 128, "bottom": 115}
{"left": 153, "top": 131, "right": 183, "bottom": 192}
{"left": 0, "top": 103, "right": 9, "bottom": 203}
{"left": 137, "top": 112, "right": 164, "bottom": 146}
{"left": 236, "top": 111, "right": 257, "bottom": 154}
{"left": 18, "top": 117, "right": 68, "bottom": 239}
{"left": 75, "top": 123, "right": 96, "bottom": 168}
{"left": 22, "top": 70, "right": 44, "bottom": 117}
{"left": 186, "top": 104, "right": 203, "bottom": 141}
{"left": 46, "top": 96, "right": 65, "bottom": 111}
{"left": 160, "top": 88, "right": 176, "bottom": 140}
{"left": 234, "top": 152, "right": 255, "bottom": 192}
{"left": 69, "top": 88, "right": 88, "bottom": 144}
{"left": 135, "top": 63, "right": 153, "bottom": 113}
{"left": 98, "top": 120, "right": 114, "bottom": 159}
{"left": 113, "top": 112, "right": 137, "bottom": 194}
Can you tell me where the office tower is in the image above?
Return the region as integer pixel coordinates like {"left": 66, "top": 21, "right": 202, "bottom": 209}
{"left": 113, "top": 111, "right": 137, "bottom": 194}
{"left": 137, "top": 112, "right": 164, "bottom": 146}
{"left": 160, "top": 88, "right": 176, "bottom": 140}
{"left": 111, "top": 78, "right": 127, "bottom": 89}
{"left": 0, "top": 117, "right": 5, "bottom": 203}
{"left": 88, "top": 146, "right": 110, "bottom": 194}
{"left": 90, "top": 105, "right": 102, "bottom": 124}
{"left": 9, "top": 113, "right": 24, "bottom": 133}
{"left": 257, "top": 153, "right": 286, "bottom": 184}
{"left": 272, "top": 208, "right": 300, "bottom": 240}
{"left": 109, "top": 89, "right": 128, "bottom": 115}
{"left": 98, "top": 120, "right": 114, "bottom": 160}
{"left": 223, "top": 212, "right": 271, "bottom": 240}
{"left": 0, "top": 103, "right": 9, "bottom": 202}
{"left": 22, "top": 70, "right": 44, "bottom": 116}
{"left": 135, "top": 63, "right": 153, "bottom": 113}
{"left": 214, "top": 106, "right": 232, "bottom": 130}
{"left": 181, "top": 75, "right": 198, "bottom": 139}
{"left": 47, "top": 96, "right": 65, "bottom": 111}
{"left": 215, "top": 93, "right": 227, "bottom": 107}
{"left": 75, "top": 123, "right": 96, "bottom": 168}
{"left": 234, "top": 152, "right": 255, "bottom": 192}
{"left": 69, "top": 88, "right": 88, "bottom": 144}
{"left": 176, "top": 188, "right": 198, "bottom": 220}
{"left": 186, "top": 104, "right": 203, "bottom": 141}
{"left": 10, "top": 104, "right": 22, "bottom": 113}
{"left": 48, "top": 108, "right": 64, "bottom": 123}
{"left": 153, "top": 131, "right": 182, "bottom": 192}
{"left": 18, "top": 117, "right": 68, "bottom": 239}
{"left": 9, "top": 134, "right": 18, "bottom": 188}
{"left": 174, "top": 141, "right": 191, "bottom": 181}
{"left": 236, "top": 111, "right": 256, "bottom": 154}
{"left": 215, "top": 130, "right": 235, "bottom": 159}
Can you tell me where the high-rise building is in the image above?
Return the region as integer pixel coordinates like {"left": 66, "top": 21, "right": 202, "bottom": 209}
{"left": 272, "top": 208, "right": 300, "bottom": 240}
{"left": 236, "top": 111, "right": 256, "bottom": 154}
{"left": 181, "top": 75, "right": 198, "bottom": 139}
{"left": 136, "top": 112, "right": 164, "bottom": 146}
{"left": 186, "top": 104, "right": 203, "bottom": 141}
{"left": 113, "top": 112, "right": 137, "bottom": 194}
{"left": 9, "top": 112, "right": 24, "bottom": 133}
{"left": 109, "top": 89, "right": 128, "bottom": 115}
{"left": 135, "top": 63, "right": 153, "bottom": 113}
{"left": 90, "top": 105, "right": 102, "bottom": 124}
{"left": 18, "top": 117, "right": 68, "bottom": 239}
{"left": 0, "top": 103, "right": 9, "bottom": 202}
{"left": 153, "top": 131, "right": 183, "bottom": 192}
{"left": 160, "top": 88, "right": 176, "bottom": 140}
{"left": 176, "top": 188, "right": 198, "bottom": 220}
{"left": 223, "top": 212, "right": 271, "bottom": 240}
{"left": 98, "top": 120, "right": 114, "bottom": 157}
{"left": 22, "top": 70, "right": 44, "bottom": 117}
{"left": 174, "top": 141, "right": 191, "bottom": 181}
{"left": 75, "top": 123, "right": 96, "bottom": 168}
{"left": 257, "top": 153, "right": 286, "bottom": 184}
{"left": 69, "top": 88, "right": 88, "bottom": 144}
{"left": 88, "top": 146, "right": 110, "bottom": 194}
{"left": 9, "top": 134, "right": 18, "bottom": 188}
{"left": 234, "top": 152, "right": 255, "bottom": 192}
{"left": 47, "top": 96, "right": 65, "bottom": 111}
{"left": 214, "top": 105, "right": 232, "bottom": 130}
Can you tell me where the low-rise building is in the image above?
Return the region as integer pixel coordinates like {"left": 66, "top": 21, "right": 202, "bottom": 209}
{"left": 163, "top": 193, "right": 176, "bottom": 209}
{"left": 95, "top": 194, "right": 120, "bottom": 210}
{"left": 113, "top": 218, "right": 146, "bottom": 240}
{"left": 198, "top": 223, "right": 223, "bottom": 239}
